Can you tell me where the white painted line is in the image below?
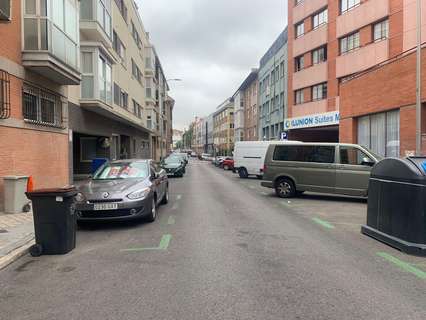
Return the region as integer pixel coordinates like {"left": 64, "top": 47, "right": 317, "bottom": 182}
{"left": 176, "top": 195, "right": 182, "bottom": 201}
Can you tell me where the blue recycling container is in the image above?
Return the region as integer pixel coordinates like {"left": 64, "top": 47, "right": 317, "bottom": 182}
{"left": 91, "top": 158, "right": 108, "bottom": 174}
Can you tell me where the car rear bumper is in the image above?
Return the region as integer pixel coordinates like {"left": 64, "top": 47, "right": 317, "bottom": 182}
{"left": 76, "top": 198, "right": 151, "bottom": 222}
{"left": 261, "top": 181, "right": 274, "bottom": 188}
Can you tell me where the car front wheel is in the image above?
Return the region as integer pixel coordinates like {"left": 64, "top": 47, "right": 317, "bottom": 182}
{"left": 275, "top": 178, "right": 296, "bottom": 198}
{"left": 146, "top": 197, "right": 157, "bottom": 222}
{"left": 161, "top": 186, "right": 169, "bottom": 205}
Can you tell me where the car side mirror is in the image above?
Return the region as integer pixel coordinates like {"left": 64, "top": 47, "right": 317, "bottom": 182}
{"left": 361, "top": 157, "right": 375, "bottom": 167}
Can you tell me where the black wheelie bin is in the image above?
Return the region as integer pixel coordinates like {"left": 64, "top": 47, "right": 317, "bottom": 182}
{"left": 361, "top": 157, "right": 426, "bottom": 256}
{"left": 26, "top": 187, "right": 78, "bottom": 256}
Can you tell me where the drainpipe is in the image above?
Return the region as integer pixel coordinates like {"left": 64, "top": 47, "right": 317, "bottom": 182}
{"left": 416, "top": 0, "right": 422, "bottom": 155}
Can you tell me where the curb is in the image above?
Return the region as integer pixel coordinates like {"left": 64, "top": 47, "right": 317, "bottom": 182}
{"left": 0, "top": 238, "right": 34, "bottom": 270}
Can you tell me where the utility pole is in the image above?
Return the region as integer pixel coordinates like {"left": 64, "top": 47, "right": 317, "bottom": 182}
{"left": 416, "top": 0, "right": 422, "bottom": 155}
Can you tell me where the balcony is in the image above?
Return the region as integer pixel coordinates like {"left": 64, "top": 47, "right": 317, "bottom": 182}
{"left": 293, "top": 24, "right": 327, "bottom": 57}
{"left": 293, "top": 0, "right": 328, "bottom": 23}
{"left": 336, "top": 0, "right": 389, "bottom": 39}
{"left": 22, "top": 12, "right": 80, "bottom": 85}
{"left": 336, "top": 40, "right": 389, "bottom": 78}
{"left": 293, "top": 62, "right": 328, "bottom": 91}
{"left": 291, "top": 99, "right": 328, "bottom": 118}
{"left": 80, "top": 0, "right": 112, "bottom": 48}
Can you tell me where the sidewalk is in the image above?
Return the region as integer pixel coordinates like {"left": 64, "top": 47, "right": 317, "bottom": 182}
{"left": 0, "top": 212, "right": 34, "bottom": 270}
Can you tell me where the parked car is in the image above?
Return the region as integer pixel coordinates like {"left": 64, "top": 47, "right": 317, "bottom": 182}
{"left": 75, "top": 160, "right": 168, "bottom": 222}
{"left": 161, "top": 156, "right": 186, "bottom": 177}
{"left": 261, "top": 143, "right": 382, "bottom": 198}
{"left": 201, "top": 153, "right": 212, "bottom": 161}
{"left": 216, "top": 156, "right": 232, "bottom": 167}
{"left": 233, "top": 141, "right": 299, "bottom": 179}
{"left": 212, "top": 156, "right": 225, "bottom": 166}
{"left": 222, "top": 158, "right": 234, "bottom": 171}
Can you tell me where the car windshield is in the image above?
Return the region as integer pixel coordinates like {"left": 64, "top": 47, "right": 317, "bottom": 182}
{"left": 93, "top": 162, "right": 149, "bottom": 180}
{"left": 163, "top": 157, "right": 182, "bottom": 165}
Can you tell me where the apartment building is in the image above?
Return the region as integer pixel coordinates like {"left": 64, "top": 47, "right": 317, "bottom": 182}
{"left": 338, "top": 0, "right": 426, "bottom": 158}
{"left": 288, "top": 0, "right": 406, "bottom": 144}
{"left": 165, "top": 95, "right": 175, "bottom": 154}
{"left": 205, "top": 113, "right": 214, "bottom": 154}
{"left": 233, "top": 90, "right": 244, "bottom": 143}
{"left": 213, "top": 98, "right": 235, "bottom": 155}
{"left": 66, "top": 0, "right": 154, "bottom": 178}
{"left": 192, "top": 116, "right": 204, "bottom": 155}
{"left": 0, "top": 0, "right": 80, "bottom": 209}
{"left": 258, "top": 29, "right": 288, "bottom": 141}
{"left": 241, "top": 69, "right": 259, "bottom": 141}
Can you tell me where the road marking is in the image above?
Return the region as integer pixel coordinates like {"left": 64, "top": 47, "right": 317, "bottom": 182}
{"left": 312, "top": 217, "right": 335, "bottom": 229}
{"left": 260, "top": 192, "right": 268, "bottom": 196}
{"left": 168, "top": 216, "right": 175, "bottom": 225}
{"left": 377, "top": 252, "right": 426, "bottom": 280}
{"left": 176, "top": 195, "right": 182, "bottom": 200}
{"left": 121, "top": 234, "right": 172, "bottom": 252}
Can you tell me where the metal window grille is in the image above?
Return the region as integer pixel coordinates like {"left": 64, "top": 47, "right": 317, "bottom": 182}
{"left": 0, "top": 70, "right": 11, "bottom": 119}
{"left": 22, "top": 84, "right": 63, "bottom": 127}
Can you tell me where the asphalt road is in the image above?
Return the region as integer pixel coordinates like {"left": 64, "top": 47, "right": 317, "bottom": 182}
{"left": 0, "top": 160, "right": 425, "bottom": 320}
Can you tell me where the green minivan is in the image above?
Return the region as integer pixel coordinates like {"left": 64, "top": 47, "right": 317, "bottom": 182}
{"left": 261, "top": 143, "right": 383, "bottom": 198}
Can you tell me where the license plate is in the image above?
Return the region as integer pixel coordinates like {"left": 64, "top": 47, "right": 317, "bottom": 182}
{"left": 93, "top": 203, "right": 118, "bottom": 211}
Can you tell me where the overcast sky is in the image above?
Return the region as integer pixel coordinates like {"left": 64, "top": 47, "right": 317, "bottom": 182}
{"left": 137, "top": 0, "right": 287, "bottom": 130}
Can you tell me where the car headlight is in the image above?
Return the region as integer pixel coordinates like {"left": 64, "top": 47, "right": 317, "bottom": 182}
{"left": 75, "top": 192, "right": 86, "bottom": 203}
{"left": 127, "top": 188, "right": 151, "bottom": 200}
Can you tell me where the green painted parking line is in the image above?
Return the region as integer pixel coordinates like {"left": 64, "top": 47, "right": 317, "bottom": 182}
{"left": 121, "top": 234, "right": 172, "bottom": 252}
{"left": 312, "top": 217, "right": 335, "bottom": 229}
{"left": 167, "top": 216, "right": 175, "bottom": 225}
{"left": 377, "top": 252, "right": 426, "bottom": 280}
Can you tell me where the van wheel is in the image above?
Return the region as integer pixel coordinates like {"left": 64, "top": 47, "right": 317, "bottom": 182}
{"left": 256, "top": 175, "right": 263, "bottom": 180}
{"left": 275, "top": 178, "right": 296, "bottom": 198}
{"left": 238, "top": 168, "right": 248, "bottom": 179}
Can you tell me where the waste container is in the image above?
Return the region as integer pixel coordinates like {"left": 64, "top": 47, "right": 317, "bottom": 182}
{"left": 26, "top": 187, "right": 77, "bottom": 256}
{"left": 91, "top": 158, "right": 108, "bottom": 175}
{"left": 3, "top": 176, "right": 29, "bottom": 214}
{"left": 361, "top": 157, "right": 426, "bottom": 256}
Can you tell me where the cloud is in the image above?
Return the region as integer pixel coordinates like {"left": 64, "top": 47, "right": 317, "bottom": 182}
{"left": 137, "top": 0, "right": 287, "bottom": 129}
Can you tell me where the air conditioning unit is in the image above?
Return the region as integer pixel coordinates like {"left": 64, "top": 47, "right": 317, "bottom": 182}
{"left": 0, "top": 0, "right": 11, "bottom": 21}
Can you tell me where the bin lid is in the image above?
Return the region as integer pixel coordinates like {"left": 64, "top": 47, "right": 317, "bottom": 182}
{"left": 3, "top": 176, "right": 29, "bottom": 180}
{"left": 26, "top": 186, "right": 77, "bottom": 198}
{"left": 371, "top": 157, "right": 426, "bottom": 184}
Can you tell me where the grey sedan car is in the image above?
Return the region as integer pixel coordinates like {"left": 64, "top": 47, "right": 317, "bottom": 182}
{"left": 75, "top": 159, "right": 168, "bottom": 222}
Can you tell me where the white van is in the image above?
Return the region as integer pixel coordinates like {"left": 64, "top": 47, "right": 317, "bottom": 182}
{"left": 234, "top": 141, "right": 299, "bottom": 178}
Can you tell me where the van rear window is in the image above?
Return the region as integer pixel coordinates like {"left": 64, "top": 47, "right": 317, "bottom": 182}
{"left": 273, "top": 146, "right": 335, "bottom": 163}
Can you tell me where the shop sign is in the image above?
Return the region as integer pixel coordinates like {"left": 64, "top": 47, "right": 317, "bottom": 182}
{"left": 284, "top": 111, "right": 340, "bottom": 130}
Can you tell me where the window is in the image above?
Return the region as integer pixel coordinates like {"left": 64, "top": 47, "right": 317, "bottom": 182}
{"left": 312, "top": 83, "right": 327, "bottom": 101}
{"left": 358, "top": 110, "right": 400, "bottom": 157}
{"left": 374, "top": 20, "right": 389, "bottom": 42}
{"left": 96, "top": 0, "right": 112, "bottom": 38}
{"left": 275, "top": 66, "right": 280, "bottom": 82}
{"left": 340, "top": 147, "right": 373, "bottom": 166}
{"left": 81, "top": 51, "right": 94, "bottom": 99}
{"left": 120, "top": 90, "right": 128, "bottom": 109}
{"left": 114, "top": 0, "right": 127, "bottom": 22}
{"left": 131, "top": 59, "right": 142, "bottom": 83}
{"left": 273, "top": 145, "right": 335, "bottom": 163}
{"left": 22, "top": 84, "right": 62, "bottom": 127}
{"left": 132, "top": 100, "right": 142, "bottom": 118}
{"left": 131, "top": 21, "right": 141, "bottom": 48}
{"left": 313, "top": 9, "right": 328, "bottom": 29}
{"left": 312, "top": 46, "right": 327, "bottom": 64}
{"left": 280, "top": 93, "right": 284, "bottom": 107}
{"left": 296, "top": 22, "right": 304, "bottom": 38}
{"left": 98, "top": 55, "right": 112, "bottom": 104}
{"left": 280, "top": 62, "right": 285, "bottom": 78}
{"left": 0, "top": 0, "right": 11, "bottom": 20}
{"left": 0, "top": 70, "right": 10, "bottom": 119}
{"left": 340, "top": 32, "right": 360, "bottom": 54}
{"left": 295, "top": 56, "right": 304, "bottom": 72}
{"left": 340, "top": 0, "right": 361, "bottom": 14}
{"left": 113, "top": 31, "right": 126, "bottom": 63}
{"left": 114, "top": 83, "right": 120, "bottom": 105}
{"left": 295, "top": 89, "right": 304, "bottom": 104}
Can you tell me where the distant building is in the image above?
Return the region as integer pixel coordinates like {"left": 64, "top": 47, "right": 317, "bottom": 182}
{"left": 233, "top": 69, "right": 259, "bottom": 142}
{"left": 258, "top": 29, "right": 288, "bottom": 141}
{"left": 205, "top": 113, "right": 214, "bottom": 154}
{"left": 214, "top": 98, "right": 235, "bottom": 155}
{"left": 172, "top": 129, "right": 184, "bottom": 149}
